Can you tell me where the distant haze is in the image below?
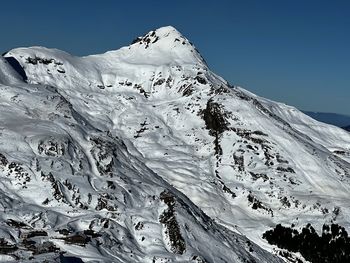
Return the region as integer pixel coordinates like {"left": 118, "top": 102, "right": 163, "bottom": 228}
{"left": 0, "top": 0, "right": 349, "bottom": 115}
{"left": 303, "top": 111, "right": 350, "bottom": 127}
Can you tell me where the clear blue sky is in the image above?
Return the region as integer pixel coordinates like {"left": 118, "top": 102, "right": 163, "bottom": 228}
{"left": 1, "top": 0, "right": 349, "bottom": 115}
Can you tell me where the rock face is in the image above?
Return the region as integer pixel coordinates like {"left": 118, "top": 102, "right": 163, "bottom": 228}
{"left": 263, "top": 223, "right": 350, "bottom": 263}
{"left": 0, "top": 26, "right": 349, "bottom": 262}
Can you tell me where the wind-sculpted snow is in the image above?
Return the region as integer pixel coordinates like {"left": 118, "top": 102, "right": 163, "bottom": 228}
{"left": 0, "top": 26, "right": 349, "bottom": 262}
{"left": 0, "top": 68, "right": 280, "bottom": 262}
{"left": 0, "top": 56, "right": 24, "bottom": 84}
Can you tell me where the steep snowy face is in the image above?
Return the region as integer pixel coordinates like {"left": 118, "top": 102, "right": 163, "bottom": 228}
{"left": 0, "top": 56, "right": 23, "bottom": 84}
{"left": 4, "top": 26, "right": 212, "bottom": 133}
{"left": 0, "top": 28, "right": 283, "bottom": 262}
{"left": 2, "top": 26, "right": 350, "bottom": 262}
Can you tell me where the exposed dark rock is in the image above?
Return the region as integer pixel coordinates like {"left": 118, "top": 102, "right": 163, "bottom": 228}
{"left": 154, "top": 78, "right": 165, "bottom": 86}
{"left": 276, "top": 155, "right": 289, "bottom": 164}
{"left": 276, "top": 167, "right": 295, "bottom": 173}
{"left": 277, "top": 251, "right": 303, "bottom": 263}
{"left": 33, "top": 241, "right": 59, "bottom": 255}
{"left": 131, "top": 30, "right": 159, "bottom": 49}
{"left": 90, "top": 137, "right": 117, "bottom": 177}
{"left": 180, "top": 84, "right": 194, "bottom": 96}
{"left": 233, "top": 153, "right": 244, "bottom": 172}
{"left": 247, "top": 194, "right": 273, "bottom": 216}
{"left": 41, "top": 172, "right": 66, "bottom": 202}
{"left": 249, "top": 172, "right": 269, "bottom": 182}
{"left": 83, "top": 230, "right": 101, "bottom": 238}
{"left": 263, "top": 223, "right": 350, "bottom": 263}
{"left": 135, "top": 222, "right": 144, "bottom": 231}
{"left": 134, "top": 121, "right": 149, "bottom": 138}
{"left": 22, "top": 238, "right": 36, "bottom": 251}
{"left": 279, "top": 196, "right": 291, "bottom": 208}
{"left": 195, "top": 75, "right": 207, "bottom": 85}
{"left": 57, "top": 229, "right": 72, "bottom": 236}
{"left": 95, "top": 194, "right": 117, "bottom": 211}
{"left": 131, "top": 37, "right": 142, "bottom": 44}
{"left": 134, "top": 84, "right": 150, "bottom": 98}
{"left": 107, "top": 180, "right": 116, "bottom": 189}
{"left": 25, "top": 56, "right": 63, "bottom": 67}
{"left": 214, "top": 85, "right": 230, "bottom": 95}
{"left": 0, "top": 238, "right": 18, "bottom": 254}
{"left": 200, "top": 99, "right": 229, "bottom": 155}
{"left": 232, "top": 128, "right": 268, "bottom": 145}
{"left": 201, "top": 99, "right": 229, "bottom": 136}
{"left": 38, "top": 139, "right": 65, "bottom": 156}
{"left": 0, "top": 153, "right": 8, "bottom": 167}
{"left": 191, "top": 255, "right": 209, "bottom": 262}
{"left": 26, "top": 230, "right": 48, "bottom": 239}
{"left": 333, "top": 150, "right": 346, "bottom": 155}
{"left": 6, "top": 219, "right": 31, "bottom": 229}
{"left": 159, "top": 191, "right": 186, "bottom": 255}
{"left": 62, "top": 234, "right": 91, "bottom": 246}
{"left": 222, "top": 183, "right": 236, "bottom": 198}
{"left": 7, "top": 161, "right": 30, "bottom": 186}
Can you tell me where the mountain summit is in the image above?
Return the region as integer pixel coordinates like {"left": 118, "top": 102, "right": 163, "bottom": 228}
{"left": 0, "top": 26, "right": 350, "bottom": 262}
{"left": 128, "top": 26, "right": 207, "bottom": 65}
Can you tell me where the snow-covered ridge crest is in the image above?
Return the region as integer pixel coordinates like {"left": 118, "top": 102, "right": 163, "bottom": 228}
{"left": 126, "top": 25, "right": 207, "bottom": 66}
{"left": 5, "top": 26, "right": 206, "bottom": 73}
{"left": 4, "top": 26, "right": 208, "bottom": 95}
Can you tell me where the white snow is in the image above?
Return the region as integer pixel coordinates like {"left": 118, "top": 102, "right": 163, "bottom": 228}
{"left": 0, "top": 26, "right": 349, "bottom": 262}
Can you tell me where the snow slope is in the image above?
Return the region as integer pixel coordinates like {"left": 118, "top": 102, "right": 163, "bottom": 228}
{"left": 1, "top": 26, "right": 350, "bottom": 262}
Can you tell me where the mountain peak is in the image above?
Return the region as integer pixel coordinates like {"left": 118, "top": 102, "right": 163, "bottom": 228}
{"left": 128, "top": 26, "right": 207, "bottom": 66}
{"left": 131, "top": 26, "right": 186, "bottom": 47}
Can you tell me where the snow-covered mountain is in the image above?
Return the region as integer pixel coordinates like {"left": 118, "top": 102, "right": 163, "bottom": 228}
{"left": 1, "top": 26, "right": 350, "bottom": 262}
